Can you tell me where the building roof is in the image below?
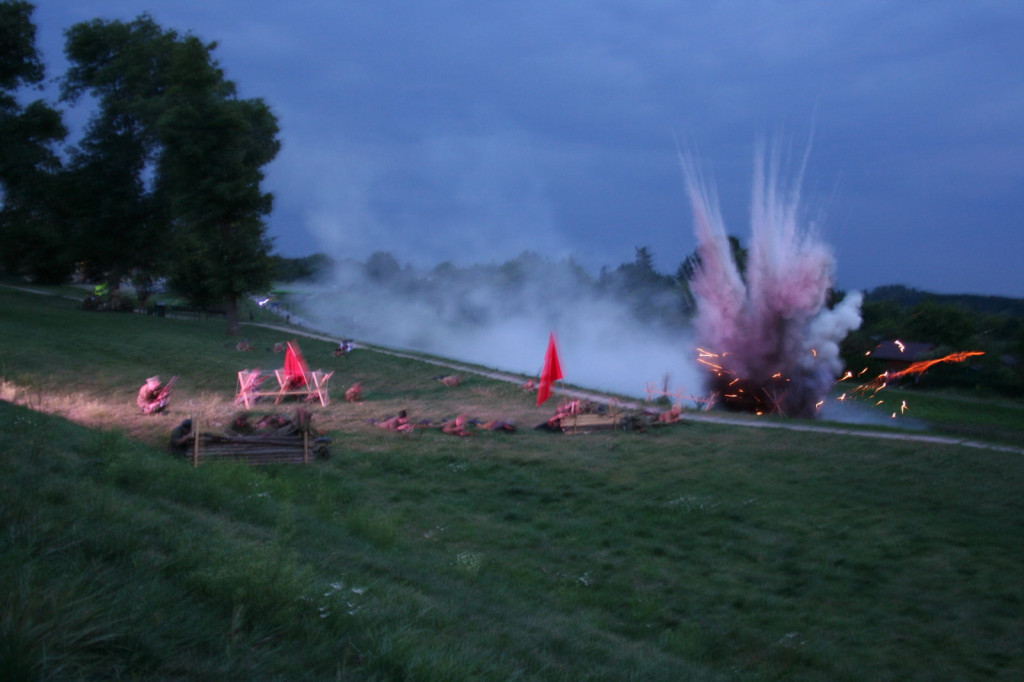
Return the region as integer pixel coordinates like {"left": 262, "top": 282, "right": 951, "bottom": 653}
{"left": 869, "top": 340, "right": 934, "bottom": 362}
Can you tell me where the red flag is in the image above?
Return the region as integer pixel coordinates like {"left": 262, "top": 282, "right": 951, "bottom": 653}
{"left": 284, "top": 341, "right": 310, "bottom": 387}
{"left": 537, "top": 332, "right": 563, "bottom": 407}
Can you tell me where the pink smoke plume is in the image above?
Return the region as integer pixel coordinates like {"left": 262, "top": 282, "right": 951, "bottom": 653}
{"left": 682, "top": 142, "right": 862, "bottom": 418}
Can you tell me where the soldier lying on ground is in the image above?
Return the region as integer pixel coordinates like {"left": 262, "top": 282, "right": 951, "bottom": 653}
{"left": 371, "top": 410, "right": 416, "bottom": 433}
{"left": 478, "top": 418, "right": 517, "bottom": 433}
{"left": 441, "top": 414, "right": 473, "bottom": 436}
{"left": 658, "top": 406, "right": 683, "bottom": 423}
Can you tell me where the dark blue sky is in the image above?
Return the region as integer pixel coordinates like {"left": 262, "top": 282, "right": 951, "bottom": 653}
{"left": 30, "top": 1, "right": 1024, "bottom": 297}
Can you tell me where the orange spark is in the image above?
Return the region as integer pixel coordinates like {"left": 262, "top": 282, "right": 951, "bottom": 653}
{"left": 887, "top": 351, "right": 985, "bottom": 381}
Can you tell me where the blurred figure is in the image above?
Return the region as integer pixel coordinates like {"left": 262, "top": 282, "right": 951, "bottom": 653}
{"left": 658, "top": 406, "right": 683, "bottom": 424}
{"left": 169, "top": 418, "right": 193, "bottom": 453}
{"left": 137, "top": 376, "right": 174, "bottom": 414}
{"left": 229, "top": 412, "right": 254, "bottom": 435}
{"left": 480, "top": 418, "right": 517, "bottom": 433}
{"left": 372, "top": 410, "right": 415, "bottom": 433}
{"left": 442, "top": 414, "right": 473, "bottom": 436}
{"left": 334, "top": 339, "right": 353, "bottom": 356}
{"left": 345, "top": 382, "right": 364, "bottom": 402}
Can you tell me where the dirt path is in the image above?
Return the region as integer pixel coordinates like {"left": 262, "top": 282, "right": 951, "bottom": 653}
{"left": 245, "top": 322, "right": 1023, "bottom": 455}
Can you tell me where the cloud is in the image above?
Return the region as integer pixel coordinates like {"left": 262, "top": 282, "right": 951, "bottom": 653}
{"left": 29, "top": 0, "right": 1024, "bottom": 296}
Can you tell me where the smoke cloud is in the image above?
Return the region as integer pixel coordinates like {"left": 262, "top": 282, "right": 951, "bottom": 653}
{"left": 295, "top": 140, "right": 859, "bottom": 416}
{"left": 300, "top": 256, "right": 703, "bottom": 401}
{"left": 682, "top": 141, "right": 862, "bottom": 417}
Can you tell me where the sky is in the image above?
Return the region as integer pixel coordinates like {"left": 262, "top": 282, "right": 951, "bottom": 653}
{"left": 27, "top": 0, "right": 1024, "bottom": 298}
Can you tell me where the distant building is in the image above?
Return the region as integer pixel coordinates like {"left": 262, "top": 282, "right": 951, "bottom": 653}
{"left": 869, "top": 340, "right": 934, "bottom": 375}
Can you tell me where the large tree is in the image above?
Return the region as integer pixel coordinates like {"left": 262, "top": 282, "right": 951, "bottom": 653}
{"left": 0, "top": 1, "right": 69, "bottom": 282}
{"left": 61, "top": 15, "right": 279, "bottom": 331}
{"left": 61, "top": 16, "right": 181, "bottom": 300}
{"left": 155, "top": 35, "right": 280, "bottom": 335}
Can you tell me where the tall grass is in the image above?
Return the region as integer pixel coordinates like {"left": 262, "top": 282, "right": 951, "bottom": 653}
{"left": 1, "top": 285, "right": 1023, "bottom": 680}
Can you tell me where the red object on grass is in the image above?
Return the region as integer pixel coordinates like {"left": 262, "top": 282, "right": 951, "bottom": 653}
{"left": 284, "top": 341, "right": 310, "bottom": 387}
{"left": 537, "top": 332, "right": 563, "bottom": 407}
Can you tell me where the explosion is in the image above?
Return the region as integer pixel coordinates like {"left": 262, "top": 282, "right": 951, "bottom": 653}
{"left": 683, "top": 142, "right": 862, "bottom": 418}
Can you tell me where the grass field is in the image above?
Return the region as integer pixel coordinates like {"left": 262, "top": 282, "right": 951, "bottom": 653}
{"left": 2, "top": 284, "right": 1022, "bottom": 680}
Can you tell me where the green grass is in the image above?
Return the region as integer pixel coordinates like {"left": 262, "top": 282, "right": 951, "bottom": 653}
{"left": 866, "top": 388, "right": 1024, "bottom": 445}
{"left": 1, "top": 285, "right": 1023, "bottom": 680}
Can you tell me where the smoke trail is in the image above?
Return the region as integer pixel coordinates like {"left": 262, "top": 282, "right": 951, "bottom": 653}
{"left": 682, "top": 142, "right": 862, "bottom": 418}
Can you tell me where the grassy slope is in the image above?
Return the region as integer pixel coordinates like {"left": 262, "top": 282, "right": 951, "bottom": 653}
{"left": 2, "top": 286, "right": 1023, "bottom": 681}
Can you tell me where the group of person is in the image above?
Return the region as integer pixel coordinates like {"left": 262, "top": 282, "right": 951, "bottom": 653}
{"left": 167, "top": 408, "right": 330, "bottom": 456}
{"left": 139, "top": 333, "right": 686, "bottom": 456}
{"left": 369, "top": 411, "right": 517, "bottom": 436}
{"left": 228, "top": 411, "right": 304, "bottom": 437}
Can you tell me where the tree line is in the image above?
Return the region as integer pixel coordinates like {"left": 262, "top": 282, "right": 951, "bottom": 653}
{"left": 1, "top": 2, "right": 277, "bottom": 334}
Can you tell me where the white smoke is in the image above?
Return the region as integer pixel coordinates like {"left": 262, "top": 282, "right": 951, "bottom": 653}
{"left": 301, "top": 257, "right": 703, "bottom": 401}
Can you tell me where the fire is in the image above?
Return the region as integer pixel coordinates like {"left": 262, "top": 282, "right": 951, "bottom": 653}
{"left": 693, "top": 347, "right": 801, "bottom": 415}
{"left": 855, "top": 351, "right": 984, "bottom": 396}
{"left": 887, "top": 351, "right": 984, "bottom": 381}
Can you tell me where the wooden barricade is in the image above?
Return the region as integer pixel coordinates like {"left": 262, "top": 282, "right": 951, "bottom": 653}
{"left": 186, "top": 413, "right": 330, "bottom": 467}
{"left": 235, "top": 369, "right": 334, "bottom": 408}
{"left": 559, "top": 412, "right": 622, "bottom": 433}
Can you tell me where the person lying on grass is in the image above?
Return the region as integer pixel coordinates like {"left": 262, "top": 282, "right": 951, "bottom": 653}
{"left": 371, "top": 410, "right": 416, "bottom": 433}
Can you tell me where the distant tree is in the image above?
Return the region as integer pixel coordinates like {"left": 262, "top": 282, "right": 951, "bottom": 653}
{"left": 866, "top": 285, "right": 926, "bottom": 309}
{"left": 431, "top": 261, "right": 460, "bottom": 279}
{"left": 270, "top": 253, "right": 335, "bottom": 282}
{"left": 860, "top": 298, "right": 905, "bottom": 340}
{"left": 727, "top": 235, "right": 748, "bottom": 280}
{"left": 497, "top": 250, "right": 543, "bottom": 291}
{"left": 675, "top": 250, "right": 701, "bottom": 316}
{"left": 633, "top": 245, "right": 655, "bottom": 276}
{"left": 364, "top": 251, "right": 402, "bottom": 282}
{"left": 0, "top": 0, "right": 70, "bottom": 282}
{"left": 905, "top": 300, "right": 977, "bottom": 347}
{"left": 598, "top": 246, "right": 682, "bottom": 326}
{"left": 674, "top": 234, "right": 748, "bottom": 319}
{"left": 601, "top": 246, "right": 668, "bottom": 293}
